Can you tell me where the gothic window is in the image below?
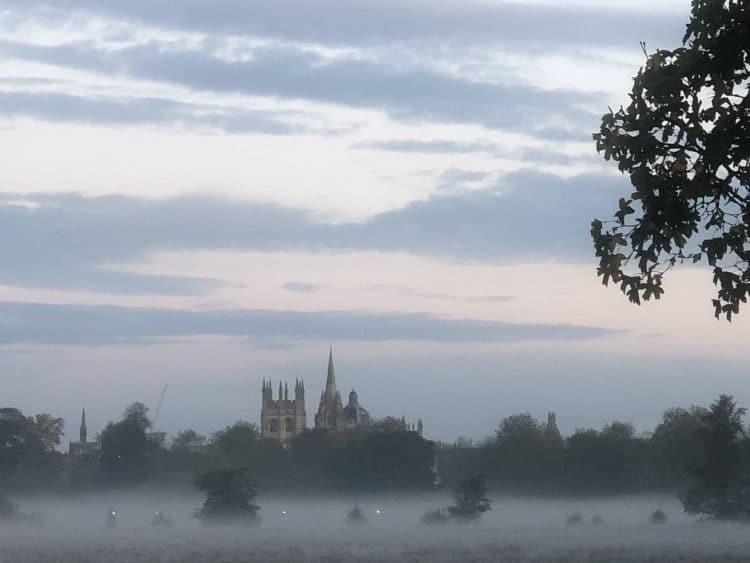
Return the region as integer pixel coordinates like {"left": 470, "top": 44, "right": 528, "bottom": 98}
{"left": 285, "top": 417, "right": 294, "bottom": 431}
{"left": 269, "top": 418, "right": 278, "bottom": 432}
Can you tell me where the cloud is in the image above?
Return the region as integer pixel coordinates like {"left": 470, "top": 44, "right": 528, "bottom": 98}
{"left": 352, "top": 140, "right": 499, "bottom": 154}
{"left": 6, "top": 1, "right": 682, "bottom": 48}
{"left": 434, "top": 168, "right": 493, "bottom": 191}
{"left": 0, "top": 38, "right": 602, "bottom": 135}
{"left": 283, "top": 282, "right": 319, "bottom": 293}
{"left": 0, "top": 300, "right": 616, "bottom": 346}
{"left": 0, "top": 90, "right": 304, "bottom": 135}
{"left": 0, "top": 170, "right": 629, "bottom": 293}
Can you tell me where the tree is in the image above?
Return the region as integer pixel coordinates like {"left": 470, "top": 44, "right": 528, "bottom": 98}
{"left": 100, "top": 405, "right": 157, "bottom": 483}
{"left": 123, "top": 402, "right": 151, "bottom": 430}
{"left": 447, "top": 474, "right": 491, "bottom": 521}
{"left": 170, "top": 429, "right": 207, "bottom": 455}
{"left": 371, "top": 416, "right": 409, "bottom": 433}
{"left": 28, "top": 414, "right": 65, "bottom": 451}
{"left": 592, "top": 1, "right": 750, "bottom": 320}
{"left": 194, "top": 468, "right": 260, "bottom": 524}
{"left": 0, "top": 409, "right": 65, "bottom": 488}
{"left": 491, "top": 413, "right": 562, "bottom": 490}
{"left": 680, "top": 395, "right": 749, "bottom": 519}
{"left": 651, "top": 406, "right": 707, "bottom": 485}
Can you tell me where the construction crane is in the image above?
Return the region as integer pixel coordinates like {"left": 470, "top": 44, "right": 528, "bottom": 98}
{"left": 152, "top": 384, "right": 168, "bottom": 429}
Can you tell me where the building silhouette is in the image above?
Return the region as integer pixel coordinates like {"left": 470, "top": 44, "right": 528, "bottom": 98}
{"left": 68, "top": 408, "right": 100, "bottom": 458}
{"left": 260, "top": 348, "right": 374, "bottom": 444}
{"left": 260, "top": 379, "right": 307, "bottom": 446}
{"left": 314, "top": 348, "right": 371, "bottom": 432}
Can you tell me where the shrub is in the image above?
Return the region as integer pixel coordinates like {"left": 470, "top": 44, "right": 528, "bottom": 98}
{"left": 650, "top": 509, "right": 667, "bottom": 524}
{"left": 447, "top": 475, "right": 492, "bottom": 522}
{"left": 0, "top": 492, "right": 16, "bottom": 519}
{"left": 194, "top": 468, "right": 260, "bottom": 525}
{"left": 346, "top": 505, "right": 367, "bottom": 524}
{"left": 421, "top": 507, "right": 449, "bottom": 525}
{"left": 566, "top": 512, "right": 583, "bottom": 526}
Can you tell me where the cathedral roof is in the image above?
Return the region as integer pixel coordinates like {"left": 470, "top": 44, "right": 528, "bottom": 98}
{"left": 325, "top": 347, "right": 337, "bottom": 396}
{"left": 343, "top": 388, "right": 371, "bottom": 427}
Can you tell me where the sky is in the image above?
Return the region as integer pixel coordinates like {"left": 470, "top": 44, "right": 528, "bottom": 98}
{"left": 1, "top": 0, "right": 746, "bottom": 444}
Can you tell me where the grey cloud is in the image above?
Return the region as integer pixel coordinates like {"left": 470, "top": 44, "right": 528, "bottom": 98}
{"left": 356, "top": 285, "right": 514, "bottom": 304}
{"left": 435, "top": 168, "right": 493, "bottom": 191}
{"left": 353, "top": 140, "right": 499, "bottom": 154}
{"left": 0, "top": 38, "right": 602, "bottom": 135}
{"left": 0, "top": 300, "right": 615, "bottom": 346}
{"left": 283, "top": 282, "right": 319, "bottom": 294}
{"left": 355, "top": 138, "right": 591, "bottom": 165}
{"left": 0, "top": 170, "right": 628, "bottom": 293}
{"left": 0, "top": 90, "right": 311, "bottom": 135}
{"left": 7, "top": 1, "right": 683, "bottom": 49}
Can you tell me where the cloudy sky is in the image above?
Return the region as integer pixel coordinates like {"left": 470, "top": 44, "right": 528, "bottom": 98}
{"left": 1, "top": 0, "right": 746, "bottom": 444}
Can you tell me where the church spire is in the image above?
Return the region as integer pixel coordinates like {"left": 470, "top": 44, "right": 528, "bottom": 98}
{"left": 326, "top": 347, "right": 337, "bottom": 396}
{"left": 80, "top": 408, "right": 87, "bottom": 444}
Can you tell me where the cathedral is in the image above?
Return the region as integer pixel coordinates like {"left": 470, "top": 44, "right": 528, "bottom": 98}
{"left": 260, "top": 378, "right": 307, "bottom": 446}
{"left": 260, "top": 348, "right": 372, "bottom": 445}
{"left": 314, "top": 347, "right": 372, "bottom": 431}
{"left": 68, "top": 409, "right": 101, "bottom": 458}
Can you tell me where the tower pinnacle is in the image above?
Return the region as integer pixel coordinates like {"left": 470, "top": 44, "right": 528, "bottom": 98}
{"left": 325, "top": 347, "right": 337, "bottom": 396}
{"left": 80, "top": 408, "right": 87, "bottom": 444}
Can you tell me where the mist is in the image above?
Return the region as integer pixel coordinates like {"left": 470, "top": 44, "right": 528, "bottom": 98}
{"left": 3, "top": 492, "right": 750, "bottom": 562}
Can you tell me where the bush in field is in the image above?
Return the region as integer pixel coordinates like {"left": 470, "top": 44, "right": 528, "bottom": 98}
{"left": 421, "top": 507, "right": 449, "bottom": 525}
{"left": 650, "top": 509, "right": 667, "bottom": 524}
{"left": 346, "top": 505, "right": 367, "bottom": 525}
{"left": 447, "top": 475, "right": 491, "bottom": 522}
{"left": 566, "top": 512, "right": 583, "bottom": 526}
{"left": 194, "top": 468, "right": 260, "bottom": 525}
{"left": 0, "top": 492, "right": 16, "bottom": 519}
{"left": 592, "top": 514, "right": 605, "bottom": 525}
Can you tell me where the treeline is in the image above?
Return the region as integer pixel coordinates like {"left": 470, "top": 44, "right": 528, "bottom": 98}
{"left": 0, "top": 409, "right": 65, "bottom": 491}
{"left": 438, "top": 400, "right": 750, "bottom": 496}
{"left": 79, "top": 407, "right": 434, "bottom": 492}
{"left": 4, "top": 395, "right": 750, "bottom": 502}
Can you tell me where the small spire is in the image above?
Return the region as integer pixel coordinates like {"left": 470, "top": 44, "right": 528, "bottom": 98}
{"left": 80, "top": 408, "right": 88, "bottom": 444}
{"left": 278, "top": 381, "right": 283, "bottom": 401}
{"left": 325, "top": 347, "right": 337, "bottom": 396}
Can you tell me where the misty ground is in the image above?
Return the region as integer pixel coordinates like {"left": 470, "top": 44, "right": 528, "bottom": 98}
{"left": 2, "top": 493, "right": 750, "bottom": 562}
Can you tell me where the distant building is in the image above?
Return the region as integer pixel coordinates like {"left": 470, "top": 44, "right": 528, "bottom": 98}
{"left": 260, "top": 348, "right": 422, "bottom": 445}
{"left": 260, "top": 379, "right": 307, "bottom": 446}
{"left": 315, "top": 348, "right": 371, "bottom": 432}
{"left": 68, "top": 409, "right": 101, "bottom": 458}
{"left": 342, "top": 389, "right": 372, "bottom": 430}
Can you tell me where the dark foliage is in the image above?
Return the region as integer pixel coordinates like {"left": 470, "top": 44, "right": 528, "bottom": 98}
{"left": 680, "top": 395, "right": 750, "bottom": 519}
{"left": 566, "top": 512, "right": 583, "bottom": 526}
{"left": 346, "top": 505, "right": 367, "bottom": 524}
{"left": 194, "top": 468, "right": 260, "bottom": 524}
{"left": 100, "top": 416, "right": 156, "bottom": 484}
{"left": 420, "top": 507, "right": 449, "bottom": 525}
{"left": 447, "top": 474, "right": 491, "bottom": 521}
{"left": 0, "top": 491, "right": 16, "bottom": 519}
{"left": 650, "top": 508, "right": 667, "bottom": 524}
{"left": 0, "top": 409, "right": 65, "bottom": 490}
{"left": 592, "top": 0, "right": 750, "bottom": 319}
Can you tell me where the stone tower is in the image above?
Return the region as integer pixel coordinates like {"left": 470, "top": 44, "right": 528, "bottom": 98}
{"left": 314, "top": 348, "right": 344, "bottom": 431}
{"left": 80, "top": 408, "right": 88, "bottom": 443}
{"left": 260, "top": 378, "right": 306, "bottom": 446}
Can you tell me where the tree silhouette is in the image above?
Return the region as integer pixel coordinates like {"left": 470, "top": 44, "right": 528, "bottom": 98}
{"left": 194, "top": 468, "right": 260, "bottom": 524}
{"left": 680, "top": 395, "right": 750, "bottom": 519}
{"left": 592, "top": 1, "right": 749, "bottom": 320}
{"left": 447, "top": 474, "right": 491, "bottom": 521}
